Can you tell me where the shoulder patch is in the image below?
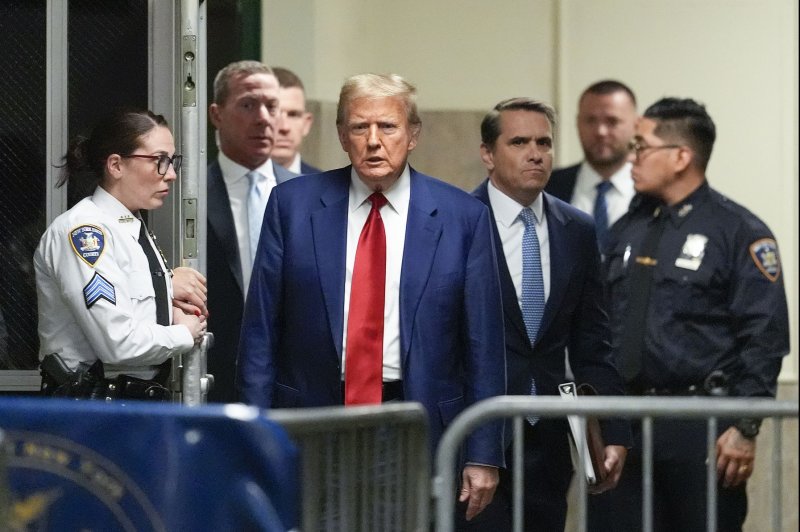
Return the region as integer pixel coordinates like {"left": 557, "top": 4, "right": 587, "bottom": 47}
{"left": 749, "top": 238, "right": 781, "bottom": 282}
{"left": 83, "top": 272, "right": 116, "bottom": 308}
{"left": 70, "top": 225, "right": 106, "bottom": 267}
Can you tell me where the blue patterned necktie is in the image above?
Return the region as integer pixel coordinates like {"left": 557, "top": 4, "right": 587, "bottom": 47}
{"left": 519, "top": 207, "right": 544, "bottom": 425}
{"left": 247, "top": 171, "right": 267, "bottom": 265}
{"left": 594, "top": 180, "right": 613, "bottom": 253}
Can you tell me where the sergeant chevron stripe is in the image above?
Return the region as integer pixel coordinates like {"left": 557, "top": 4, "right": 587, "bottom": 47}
{"left": 83, "top": 272, "right": 116, "bottom": 308}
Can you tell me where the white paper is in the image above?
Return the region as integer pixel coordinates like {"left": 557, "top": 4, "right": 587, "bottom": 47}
{"left": 559, "top": 381, "right": 597, "bottom": 484}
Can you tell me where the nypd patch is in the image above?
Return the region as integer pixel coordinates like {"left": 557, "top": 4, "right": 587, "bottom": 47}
{"left": 83, "top": 272, "right": 116, "bottom": 308}
{"left": 749, "top": 238, "right": 781, "bottom": 282}
{"left": 70, "top": 225, "right": 106, "bottom": 267}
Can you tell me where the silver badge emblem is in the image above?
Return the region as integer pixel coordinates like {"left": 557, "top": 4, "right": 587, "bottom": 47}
{"left": 677, "top": 204, "right": 693, "bottom": 218}
{"left": 675, "top": 233, "right": 707, "bottom": 271}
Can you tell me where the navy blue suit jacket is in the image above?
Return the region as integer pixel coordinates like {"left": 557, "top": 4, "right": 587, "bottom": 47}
{"left": 473, "top": 180, "right": 629, "bottom": 446}
{"left": 237, "top": 166, "right": 506, "bottom": 465}
{"left": 544, "top": 163, "right": 580, "bottom": 203}
{"left": 299, "top": 159, "right": 322, "bottom": 175}
{"left": 205, "top": 160, "right": 297, "bottom": 403}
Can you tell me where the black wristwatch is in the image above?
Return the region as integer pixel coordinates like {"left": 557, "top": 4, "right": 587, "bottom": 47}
{"left": 734, "top": 417, "right": 761, "bottom": 439}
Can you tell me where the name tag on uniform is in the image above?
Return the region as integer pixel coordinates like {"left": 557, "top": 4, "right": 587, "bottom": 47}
{"left": 675, "top": 234, "right": 708, "bottom": 271}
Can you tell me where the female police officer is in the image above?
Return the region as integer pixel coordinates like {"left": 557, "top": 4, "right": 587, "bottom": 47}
{"left": 34, "top": 109, "right": 206, "bottom": 399}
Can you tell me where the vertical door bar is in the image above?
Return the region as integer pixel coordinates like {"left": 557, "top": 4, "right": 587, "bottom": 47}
{"left": 46, "top": 0, "right": 68, "bottom": 223}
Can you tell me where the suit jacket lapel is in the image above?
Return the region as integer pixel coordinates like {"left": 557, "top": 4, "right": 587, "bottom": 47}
{"left": 207, "top": 161, "right": 245, "bottom": 294}
{"left": 539, "top": 194, "right": 573, "bottom": 336}
{"left": 400, "top": 170, "right": 443, "bottom": 364}
{"left": 310, "top": 169, "right": 351, "bottom": 359}
{"left": 473, "top": 180, "right": 529, "bottom": 344}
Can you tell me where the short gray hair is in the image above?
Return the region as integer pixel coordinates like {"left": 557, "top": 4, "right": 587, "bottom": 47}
{"left": 213, "top": 60, "right": 274, "bottom": 105}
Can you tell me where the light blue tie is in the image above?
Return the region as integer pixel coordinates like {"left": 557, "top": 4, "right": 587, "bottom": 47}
{"left": 247, "top": 171, "right": 267, "bottom": 265}
{"left": 594, "top": 181, "right": 613, "bottom": 253}
{"left": 520, "top": 207, "right": 544, "bottom": 425}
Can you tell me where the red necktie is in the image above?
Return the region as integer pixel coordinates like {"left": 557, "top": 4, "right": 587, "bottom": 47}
{"left": 345, "top": 192, "right": 388, "bottom": 405}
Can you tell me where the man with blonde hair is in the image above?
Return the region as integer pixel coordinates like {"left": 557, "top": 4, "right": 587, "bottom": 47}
{"left": 238, "top": 73, "right": 506, "bottom": 524}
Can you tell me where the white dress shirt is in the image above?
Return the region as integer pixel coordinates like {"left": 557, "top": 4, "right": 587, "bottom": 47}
{"left": 285, "top": 153, "right": 302, "bottom": 174}
{"left": 341, "top": 166, "right": 410, "bottom": 381}
{"left": 217, "top": 151, "right": 277, "bottom": 296}
{"left": 487, "top": 181, "right": 551, "bottom": 306}
{"left": 570, "top": 161, "right": 635, "bottom": 227}
{"left": 34, "top": 186, "right": 193, "bottom": 376}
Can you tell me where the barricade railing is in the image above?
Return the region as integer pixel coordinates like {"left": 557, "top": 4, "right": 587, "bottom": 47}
{"left": 268, "top": 402, "right": 430, "bottom": 532}
{"left": 433, "top": 396, "right": 798, "bottom": 532}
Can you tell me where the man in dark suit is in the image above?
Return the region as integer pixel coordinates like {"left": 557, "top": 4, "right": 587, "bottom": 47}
{"left": 206, "top": 60, "right": 297, "bottom": 403}
{"left": 546, "top": 80, "right": 637, "bottom": 252}
{"left": 272, "top": 67, "right": 322, "bottom": 175}
{"left": 237, "top": 73, "right": 506, "bottom": 523}
{"left": 472, "top": 97, "right": 630, "bottom": 530}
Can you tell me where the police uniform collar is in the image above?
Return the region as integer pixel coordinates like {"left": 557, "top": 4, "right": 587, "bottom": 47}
{"left": 663, "top": 182, "right": 710, "bottom": 227}
{"left": 92, "top": 186, "right": 141, "bottom": 239}
{"left": 628, "top": 193, "right": 657, "bottom": 216}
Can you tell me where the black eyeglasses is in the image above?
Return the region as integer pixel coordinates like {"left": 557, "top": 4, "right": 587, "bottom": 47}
{"left": 628, "top": 140, "right": 682, "bottom": 161}
{"left": 122, "top": 154, "right": 183, "bottom": 175}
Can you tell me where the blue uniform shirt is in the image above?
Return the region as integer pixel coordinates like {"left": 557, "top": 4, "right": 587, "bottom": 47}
{"left": 605, "top": 182, "right": 789, "bottom": 397}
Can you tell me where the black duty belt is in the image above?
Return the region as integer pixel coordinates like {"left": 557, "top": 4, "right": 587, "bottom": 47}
{"left": 627, "top": 384, "right": 709, "bottom": 396}
{"left": 40, "top": 354, "right": 170, "bottom": 401}
{"left": 626, "top": 370, "right": 730, "bottom": 397}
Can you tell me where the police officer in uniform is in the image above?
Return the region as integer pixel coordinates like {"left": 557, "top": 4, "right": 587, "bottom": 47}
{"left": 35, "top": 109, "right": 208, "bottom": 399}
{"left": 591, "top": 97, "right": 790, "bottom": 531}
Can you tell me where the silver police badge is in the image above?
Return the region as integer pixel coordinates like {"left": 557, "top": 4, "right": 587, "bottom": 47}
{"left": 675, "top": 233, "right": 708, "bottom": 271}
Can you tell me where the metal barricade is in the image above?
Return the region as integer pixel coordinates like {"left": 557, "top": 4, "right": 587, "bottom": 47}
{"left": 268, "top": 403, "right": 430, "bottom": 532}
{"left": 433, "top": 396, "right": 798, "bottom": 532}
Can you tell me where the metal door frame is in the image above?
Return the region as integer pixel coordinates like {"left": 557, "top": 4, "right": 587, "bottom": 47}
{"left": 0, "top": 0, "right": 206, "bottom": 392}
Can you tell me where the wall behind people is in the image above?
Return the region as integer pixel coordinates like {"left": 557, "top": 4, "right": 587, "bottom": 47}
{"left": 205, "top": 0, "right": 262, "bottom": 163}
{"left": 260, "top": 1, "right": 797, "bottom": 528}
{"left": 262, "top": 0, "right": 797, "bottom": 384}
{"left": 261, "top": 0, "right": 556, "bottom": 189}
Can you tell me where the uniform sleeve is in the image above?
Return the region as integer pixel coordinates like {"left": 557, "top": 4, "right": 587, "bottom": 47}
{"left": 39, "top": 221, "right": 193, "bottom": 365}
{"left": 728, "top": 222, "right": 789, "bottom": 397}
